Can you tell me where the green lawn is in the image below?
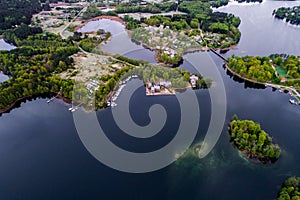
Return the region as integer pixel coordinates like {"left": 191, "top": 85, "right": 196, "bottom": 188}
{"left": 276, "top": 66, "right": 287, "bottom": 77}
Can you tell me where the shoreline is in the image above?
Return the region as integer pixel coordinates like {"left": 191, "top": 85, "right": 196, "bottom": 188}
{"left": 224, "top": 64, "right": 265, "bottom": 86}
{"left": 224, "top": 63, "right": 300, "bottom": 100}
{"left": 74, "top": 16, "right": 125, "bottom": 32}
{"left": 228, "top": 124, "right": 279, "bottom": 164}
{"left": 240, "top": 149, "right": 277, "bottom": 164}
{"left": 75, "top": 17, "right": 238, "bottom": 67}
{"left": 0, "top": 93, "right": 71, "bottom": 115}
{"left": 129, "top": 29, "right": 237, "bottom": 67}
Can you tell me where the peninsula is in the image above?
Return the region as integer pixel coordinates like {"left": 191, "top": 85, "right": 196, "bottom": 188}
{"left": 0, "top": 0, "right": 216, "bottom": 114}
{"left": 125, "top": 1, "right": 241, "bottom": 65}
{"left": 226, "top": 54, "right": 300, "bottom": 101}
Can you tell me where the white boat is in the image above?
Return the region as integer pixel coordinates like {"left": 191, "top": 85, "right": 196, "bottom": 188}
{"left": 70, "top": 107, "right": 79, "bottom": 112}
{"left": 47, "top": 97, "right": 55, "bottom": 104}
{"left": 289, "top": 99, "right": 296, "bottom": 104}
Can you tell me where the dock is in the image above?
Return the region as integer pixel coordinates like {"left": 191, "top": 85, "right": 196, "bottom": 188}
{"left": 47, "top": 96, "right": 56, "bottom": 104}
{"left": 69, "top": 103, "right": 83, "bottom": 112}
{"left": 210, "top": 48, "right": 229, "bottom": 62}
{"left": 107, "top": 75, "right": 139, "bottom": 108}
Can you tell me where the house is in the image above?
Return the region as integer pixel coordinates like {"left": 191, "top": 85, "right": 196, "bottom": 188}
{"left": 190, "top": 75, "right": 199, "bottom": 88}
{"left": 154, "top": 85, "right": 161, "bottom": 92}
{"left": 280, "top": 77, "right": 287, "bottom": 83}
{"left": 148, "top": 82, "right": 153, "bottom": 89}
{"left": 159, "top": 81, "right": 172, "bottom": 88}
{"left": 151, "top": 86, "right": 155, "bottom": 93}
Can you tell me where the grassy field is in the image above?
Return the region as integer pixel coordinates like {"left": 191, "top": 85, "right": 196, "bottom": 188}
{"left": 276, "top": 66, "right": 287, "bottom": 77}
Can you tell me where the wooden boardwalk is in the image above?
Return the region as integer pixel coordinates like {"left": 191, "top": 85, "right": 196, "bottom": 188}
{"left": 210, "top": 48, "right": 228, "bottom": 62}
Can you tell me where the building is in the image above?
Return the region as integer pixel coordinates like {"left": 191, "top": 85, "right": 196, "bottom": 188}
{"left": 280, "top": 77, "right": 287, "bottom": 83}
{"left": 159, "top": 81, "right": 172, "bottom": 88}
{"left": 190, "top": 75, "right": 199, "bottom": 88}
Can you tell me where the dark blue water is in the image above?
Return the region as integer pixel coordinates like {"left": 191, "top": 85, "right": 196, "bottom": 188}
{"left": 1, "top": 1, "right": 300, "bottom": 199}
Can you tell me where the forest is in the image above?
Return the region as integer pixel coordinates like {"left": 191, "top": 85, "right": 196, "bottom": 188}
{"left": 94, "top": 65, "right": 134, "bottom": 109}
{"left": 78, "top": 32, "right": 111, "bottom": 54}
{"left": 0, "top": 30, "right": 141, "bottom": 112}
{"left": 82, "top": 4, "right": 103, "bottom": 20}
{"left": 277, "top": 177, "right": 300, "bottom": 200}
{"left": 3, "top": 24, "right": 43, "bottom": 45}
{"left": 0, "top": 32, "right": 79, "bottom": 112}
{"left": 178, "top": 1, "right": 241, "bottom": 44}
{"left": 229, "top": 115, "right": 281, "bottom": 163}
{"left": 227, "top": 54, "right": 300, "bottom": 87}
{"left": 0, "top": 0, "right": 42, "bottom": 32}
{"left": 227, "top": 55, "right": 275, "bottom": 83}
{"left": 273, "top": 6, "right": 300, "bottom": 25}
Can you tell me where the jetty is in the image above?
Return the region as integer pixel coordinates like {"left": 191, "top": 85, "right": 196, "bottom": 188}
{"left": 47, "top": 96, "right": 56, "bottom": 104}
{"left": 47, "top": 88, "right": 62, "bottom": 104}
{"left": 69, "top": 103, "right": 83, "bottom": 112}
{"left": 210, "top": 48, "right": 228, "bottom": 62}
{"left": 107, "top": 75, "right": 139, "bottom": 107}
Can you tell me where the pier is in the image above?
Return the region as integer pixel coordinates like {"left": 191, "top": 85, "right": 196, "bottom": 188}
{"left": 46, "top": 88, "right": 62, "bottom": 104}
{"left": 107, "top": 75, "right": 139, "bottom": 108}
{"left": 210, "top": 48, "right": 228, "bottom": 62}
{"left": 47, "top": 96, "right": 56, "bottom": 104}
{"left": 69, "top": 103, "right": 83, "bottom": 112}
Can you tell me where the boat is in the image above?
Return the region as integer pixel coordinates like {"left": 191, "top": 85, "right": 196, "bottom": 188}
{"left": 47, "top": 97, "right": 56, "bottom": 104}
{"left": 111, "top": 102, "right": 117, "bottom": 108}
{"left": 289, "top": 99, "right": 296, "bottom": 104}
{"left": 70, "top": 107, "right": 79, "bottom": 112}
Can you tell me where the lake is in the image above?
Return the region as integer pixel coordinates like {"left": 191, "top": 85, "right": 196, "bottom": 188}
{"left": 1, "top": 1, "right": 300, "bottom": 199}
{"left": 0, "top": 39, "right": 14, "bottom": 83}
{"left": 0, "top": 72, "right": 9, "bottom": 83}
{"left": 0, "top": 39, "right": 15, "bottom": 51}
{"left": 77, "top": 18, "right": 157, "bottom": 63}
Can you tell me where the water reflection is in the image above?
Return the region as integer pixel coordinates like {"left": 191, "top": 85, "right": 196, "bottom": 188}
{"left": 78, "top": 18, "right": 156, "bottom": 62}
